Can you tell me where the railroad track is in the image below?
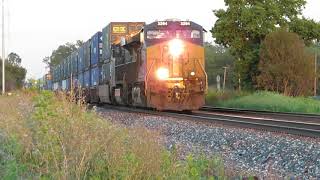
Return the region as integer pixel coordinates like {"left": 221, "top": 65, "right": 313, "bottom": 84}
{"left": 201, "top": 106, "right": 320, "bottom": 120}
{"left": 99, "top": 105, "right": 320, "bottom": 138}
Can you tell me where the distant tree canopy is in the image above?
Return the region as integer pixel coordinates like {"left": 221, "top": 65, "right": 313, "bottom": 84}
{"left": 43, "top": 40, "right": 83, "bottom": 68}
{"left": 7, "top": 52, "right": 22, "bottom": 66}
{"left": 290, "top": 18, "right": 320, "bottom": 45}
{"left": 0, "top": 53, "right": 27, "bottom": 91}
{"left": 211, "top": 0, "right": 320, "bottom": 90}
{"left": 257, "top": 30, "right": 314, "bottom": 96}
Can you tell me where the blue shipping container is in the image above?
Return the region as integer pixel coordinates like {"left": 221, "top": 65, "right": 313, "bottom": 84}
{"left": 62, "top": 80, "right": 67, "bottom": 91}
{"left": 71, "top": 52, "right": 78, "bottom": 74}
{"left": 63, "top": 59, "right": 67, "bottom": 79}
{"left": 67, "top": 58, "right": 70, "bottom": 77}
{"left": 91, "top": 32, "right": 102, "bottom": 66}
{"left": 59, "top": 64, "right": 63, "bottom": 81}
{"left": 91, "top": 67, "right": 99, "bottom": 86}
{"left": 72, "top": 76, "right": 78, "bottom": 88}
{"left": 78, "top": 47, "right": 85, "bottom": 72}
{"left": 52, "top": 67, "right": 56, "bottom": 82}
{"left": 66, "top": 78, "right": 70, "bottom": 90}
{"left": 84, "top": 40, "right": 91, "bottom": 68}
{"left": 84, "top": 70, "right": 90, "bottom": 87}
{"left": 78, "top": 73, "right": 84, "bottom": 88}
{"left": 47, "top": 80, "right": 52, "bottom": 90}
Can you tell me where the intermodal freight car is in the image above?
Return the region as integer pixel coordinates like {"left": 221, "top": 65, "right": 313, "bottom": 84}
{"left": 48, "top": 20, "right": 207, "bottom": 111}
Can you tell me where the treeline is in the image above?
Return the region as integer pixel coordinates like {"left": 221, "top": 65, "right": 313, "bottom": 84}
{"left": 205, "top": 43, "right": 235, "bottom": 89}
{"left": 43, "top": 40, "right": 83, "bottom": 68}
{"left": 210, "top": 0, "right": 320, "bottom": 96}
{"left": 0, "top": 53, "right": 27, "bottom": 91}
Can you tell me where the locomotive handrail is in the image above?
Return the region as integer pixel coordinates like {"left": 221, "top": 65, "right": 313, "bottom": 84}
{"left": 196, "top": 59, "right": 208, "bottom": 93}
{"left": 145, "top": 59, "right": 156, "bottom": 95}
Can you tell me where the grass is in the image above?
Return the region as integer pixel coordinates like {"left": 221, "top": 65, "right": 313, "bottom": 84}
{"left": 0, "top": 90, "right": 227, "bottom": 179}
{"left": 206, "top": 90, "right": 320, "bottom": 114}
{"left": 206, "top": 88, "right": 250, "bottom": 106}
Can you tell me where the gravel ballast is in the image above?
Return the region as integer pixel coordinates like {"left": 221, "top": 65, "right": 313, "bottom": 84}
{"left": 97, "top": 107, "right": 320, "bottom": 179}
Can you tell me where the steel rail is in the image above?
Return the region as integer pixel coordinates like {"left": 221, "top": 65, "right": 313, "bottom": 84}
{"left": 200, "top": 106, "right": 320, "bottom": 120}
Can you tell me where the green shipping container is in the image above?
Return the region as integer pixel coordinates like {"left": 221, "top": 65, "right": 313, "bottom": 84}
{"left": 84, "top": 40, "right": 91, "bottom": 69}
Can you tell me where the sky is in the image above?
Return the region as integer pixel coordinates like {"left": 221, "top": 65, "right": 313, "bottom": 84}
{"left": 3, "top": 0, "right": 320, "bottom": 79}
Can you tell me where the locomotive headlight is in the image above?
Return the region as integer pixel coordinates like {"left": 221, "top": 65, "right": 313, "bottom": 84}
{"left": 190, "top": 71, "right": 195, "bottom": 76}
{"left": 156, "top": 68, "right": 169, "bottom": 80}
{"left": 169, "top": 39, "right": 184, "bottom": 57}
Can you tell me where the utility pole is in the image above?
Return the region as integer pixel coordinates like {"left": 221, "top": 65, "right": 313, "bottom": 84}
{"left": 1, "top": 0, "right": 4, "bottom": 95}
{"left": 315, "top": 52, "right": 318, "bottom": 97}
{"left": 223, "top": 67, "right": 228, "bottom": 91}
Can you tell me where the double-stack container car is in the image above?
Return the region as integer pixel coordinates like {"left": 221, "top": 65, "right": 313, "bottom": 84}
{"left": 47, "top": 20, "right": 207, "bottom": 111}
{"left": 38, "top": 73, "right": 52, "bottom": 90}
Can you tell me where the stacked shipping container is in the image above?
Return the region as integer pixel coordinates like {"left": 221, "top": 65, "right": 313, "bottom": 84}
{"left": 91, "top": 32, "right": 102, "bottom": 66}
{"left": 90, "top": 32, "right": 102, "bottom": 87}
{"left": 50, "top": 22, "right": 144, "bottom": 102}
{"left": 84, "top": 40, "right": 91, "bottom": 70}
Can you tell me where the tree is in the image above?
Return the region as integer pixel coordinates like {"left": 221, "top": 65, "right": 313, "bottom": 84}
{"left": 43, "top": 40, "right": 84, "bottom": 68}
{"left": 290, "top": 18, "right": 320, "bottom": 45}
{"left": 7, "top": 52, "right": 22, "bottom": 66}
{"left": 0, "top": 52, "right": 27, "bottom": 91}
{"left": 211, "top": 0, "right": 320, "bottom": 89}
{"left": 257, "top": 30, "right": 314, "bottom": 96}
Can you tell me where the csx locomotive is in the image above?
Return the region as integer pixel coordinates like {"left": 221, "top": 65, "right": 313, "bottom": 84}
{"left": 47, "top": 20, "right": 207, "bottom": 111}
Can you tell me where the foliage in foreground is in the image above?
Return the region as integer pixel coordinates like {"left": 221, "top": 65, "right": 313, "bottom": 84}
{"left": 0, "top": 91, "right": 225, "bottom": 179}
{"left": 208, "top": 91, "right": 320, "bottom": 114}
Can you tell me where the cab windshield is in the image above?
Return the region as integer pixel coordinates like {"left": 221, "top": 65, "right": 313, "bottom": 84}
{"left": 146, "top": 30, "right": 201, "bottom": 40}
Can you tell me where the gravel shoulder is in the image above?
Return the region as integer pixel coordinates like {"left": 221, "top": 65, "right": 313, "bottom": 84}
{"left": 97, "top": 107, "right": 320, "bottom": 179}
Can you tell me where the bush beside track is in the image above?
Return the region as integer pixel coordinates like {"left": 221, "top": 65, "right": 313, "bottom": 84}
{"left": 206, "top": 90, "right": 320, "bottom": 114}
{"left": 0, "top": 90, "right": 227, "bottom": 179}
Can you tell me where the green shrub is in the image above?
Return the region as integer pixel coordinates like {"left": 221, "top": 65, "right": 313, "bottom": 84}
{"left": 0, "top": 135, "right": 27, "bottom": 179}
